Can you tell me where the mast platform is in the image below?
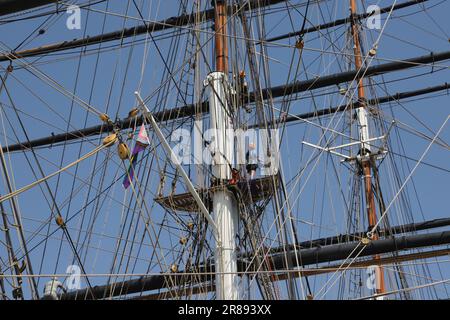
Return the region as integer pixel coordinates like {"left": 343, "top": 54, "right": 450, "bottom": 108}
{"left": 155, "top": 175, "right": 278, "bottom": 213}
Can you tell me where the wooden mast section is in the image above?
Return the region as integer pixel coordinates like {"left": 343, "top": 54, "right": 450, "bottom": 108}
{"left": 214, "top": 0, "right": 229, "bottom": 73}
{"left": 349, "top": 0, "right": 386, "bottom": 296}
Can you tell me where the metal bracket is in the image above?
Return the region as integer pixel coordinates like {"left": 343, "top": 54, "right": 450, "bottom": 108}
{"left": 302, "top": 120, "right": 395, "bottom": 162}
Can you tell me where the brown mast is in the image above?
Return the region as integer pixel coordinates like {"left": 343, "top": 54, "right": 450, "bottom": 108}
{"left": 349, "top": 0, "right": 386, "bottom": 295}
{"left": 214, "top": 0, "right": 228, "bottom": 73}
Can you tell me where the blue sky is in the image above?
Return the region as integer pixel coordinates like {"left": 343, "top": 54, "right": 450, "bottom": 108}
{"left": 0, "top": 0, "right": 448, "bottom": 299}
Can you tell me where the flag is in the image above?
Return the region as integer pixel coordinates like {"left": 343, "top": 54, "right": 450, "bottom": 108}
{"left": 123, "top": 124, "right": 149, "bottom": 189}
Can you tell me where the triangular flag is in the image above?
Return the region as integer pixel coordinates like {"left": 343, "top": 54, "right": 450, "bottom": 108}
{"left": 136, "top": 124, "right": 149, "bottom": 146}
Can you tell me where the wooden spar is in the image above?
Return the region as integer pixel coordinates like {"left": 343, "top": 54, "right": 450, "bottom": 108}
{"left": 131, "top": 217, "right": 450, "bottom": 299}
{"left": 265, "top": 0, "right": 429, "bottom": 42}
{"left": 59, "top": 230, "right": 450, "bottom": 300}
{"left": 130, "top": 248, "right": 450, "bottom": 300}
{"left": 262, "top": 217, "right": 450, "bottom": 254}
{"left": 0, "top": 0, "right": 283, "bottom": 62}
{"left": 2, "top": 50, "right": 450, "bottom": 153}
{"left": 291, "top": 248, "right": 450, "bottom": 277}
{"left": 349, "top": 0, "right": 385, "bottom": 295}
{"left": 269, "top": 230, "right": 450, "bottom": 267}
{"left": 0, "top": 0, "right": 427, "bottom": 63}
{"left": 129, "top": 283, "right": 216, "bottom": 300}
{"left": 261, "top": 51, "right": 450, "bottom": 98}
{"left": 252, "top": 83, "right": 450, "bottom": 128}
{"left": 0, "top": 0, "right": 57, "bottom": 16}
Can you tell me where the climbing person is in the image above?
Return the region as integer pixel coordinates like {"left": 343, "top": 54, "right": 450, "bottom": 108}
{"left": 43, "top": 277, "right": 66, "bottom": 300}
{"left": 245, "top": 143, "right": 258, "bottom": 180}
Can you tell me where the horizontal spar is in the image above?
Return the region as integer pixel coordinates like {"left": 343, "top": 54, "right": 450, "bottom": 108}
{"left": 254, "top": 82, "right": 450, "bottom": 128}
{"left": 1, "top": 100, "right": 208, "bottom": 153}
{"left": 263, "top": 216, "right": 450, "bottom": 254}
{"left": 269, "top": 230, "right": 450, "bottom": 269}
{"left": 0, "top": 0, "right": 58, "bottom": 16}
{"left": 264, "top": 0, "right": 429, "bottom": 42}
{"left": 0, "top": 0, "right": 287, "bottom": 62}
{"left": 0, "top": 0, "right": 426, "bottom": 62}
{"left": 132, "top": 248, "right": 450, "bottom": 299}
{"left": 129, "top": 218, "right": 450, "bottom": 299}
{"left": 3, "top": 50, "right": 450, "bottom": 153}
{"left": 59, "top": 228, "right": 450, "bottom": 300}
{"left": 263, "top": 51, "right": 450, "bottom": 99}
{"left": 59, "top": 271, "right": 213, "bottom": 300}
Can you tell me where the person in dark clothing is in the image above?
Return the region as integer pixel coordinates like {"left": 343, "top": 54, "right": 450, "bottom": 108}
{"left": 245, "top": 143, "right": 258, "bottom": 179}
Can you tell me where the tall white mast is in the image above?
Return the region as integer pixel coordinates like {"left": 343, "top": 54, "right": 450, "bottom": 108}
{"left": 207, "top": 0, "right": 239, "bottom": 300}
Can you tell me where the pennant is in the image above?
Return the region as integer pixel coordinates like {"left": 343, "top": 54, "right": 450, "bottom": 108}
{"left": 123, "top": 124, "right": 149, "bottom": 189}
{"left": 136, "top": 123, "right": 150, "bottom": 146}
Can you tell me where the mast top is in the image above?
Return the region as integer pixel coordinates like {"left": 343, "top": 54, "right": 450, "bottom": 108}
{"left": 213, "top": 0, "right": 229, "bottom": 73}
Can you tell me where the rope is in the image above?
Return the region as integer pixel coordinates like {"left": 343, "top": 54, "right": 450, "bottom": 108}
{"left": 0, "top": 142, "right": 111, "bottom": 204}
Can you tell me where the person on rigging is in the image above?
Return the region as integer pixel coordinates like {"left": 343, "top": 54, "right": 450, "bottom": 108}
{"left": 245, "top": 143, "right": 258, "bottom": 180}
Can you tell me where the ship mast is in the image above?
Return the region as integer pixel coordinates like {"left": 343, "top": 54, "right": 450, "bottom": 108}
{"left": 208, "top": 0, "right": 239, "bottom": 299}
{"left": 349, "top": 0, "right": 386, "bottom": 296}
{"left": 1, "top": 0, "right": 449, "bottom": 301}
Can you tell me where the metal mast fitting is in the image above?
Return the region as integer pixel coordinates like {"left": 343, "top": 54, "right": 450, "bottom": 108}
{"left": 209, "top": 0, "right": 239, "bottom": 300}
